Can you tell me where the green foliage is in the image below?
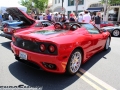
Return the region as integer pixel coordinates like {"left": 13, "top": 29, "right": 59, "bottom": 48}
{"left": 19, "top": 0, "right": 33, "bottom": 13}
{"left": 33, "top": 0, "right": 48, "bottom": 12}
{"left": 19, "top": 0, "right": 48, "bottom": 13}
{"left": 100, "top": 0, "right": 120, "bottom": 5}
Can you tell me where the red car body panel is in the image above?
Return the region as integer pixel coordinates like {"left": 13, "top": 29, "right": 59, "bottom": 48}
{"left": 11, "top": 43, "right": 67, "bottom": 73}
{"left": 91, "top": 21, "right": 114, "bottom": 28}
{"left": 100, "top": 23, "right": 114, "bottom": 28}
{"left": 11, "top": 24, "right": 110, "bottom": 73}
{"left": 3, "top": 24, "right": 34, "bottom": 34}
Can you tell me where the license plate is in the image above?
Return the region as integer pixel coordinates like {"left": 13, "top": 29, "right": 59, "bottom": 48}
{"left": 8, "top": 28, "right": 11, "bottom": 32}
{"left": 19, "top": 51, "right": 27, "bottom": 60}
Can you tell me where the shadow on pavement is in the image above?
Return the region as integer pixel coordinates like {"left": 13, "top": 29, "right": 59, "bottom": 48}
{"left": 0, "top": 41, "right": 11, "bottom": 50}
{"left": 8, "top": 47, "right": 111, "bottom": 90}
{"left": 81, "top": 47, "right": 111, "bottom": 71}
{"left": 9, "top": 62, "right": 79, "bottom": 90}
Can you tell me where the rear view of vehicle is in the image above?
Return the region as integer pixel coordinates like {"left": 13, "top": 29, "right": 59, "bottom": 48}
{"left": 11, "top": 22, "right": 111, "bottom": 75}
{"left": 3, "top": 27, "right": 19, "bottom": 39}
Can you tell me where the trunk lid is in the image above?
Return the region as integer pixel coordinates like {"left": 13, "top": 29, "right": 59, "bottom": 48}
{"left": 6, "top": 7, "right": 35, "bottom": 26}
{"left": 15, "top": 28, "right": 87, "bottom": 44}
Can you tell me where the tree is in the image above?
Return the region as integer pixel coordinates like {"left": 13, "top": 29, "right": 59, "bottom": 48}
{"left": 100, "top": 0, "right": 120, "bottom": 22}
{"left": 31, "top": 0, "right": 48, "bottom": 19}
{"left": 19, "top": 0, "right": 33, "bottom": 13}
{"left": 19, "top": 0, "right": 48, "bottom": 14}
{"left": 33, "top": 0, "right": 48, "bottom": 13}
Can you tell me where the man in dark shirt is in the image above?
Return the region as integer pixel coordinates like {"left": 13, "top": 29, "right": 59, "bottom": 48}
{"left": 94, "top": 12, "right": 101, "bottom": 29}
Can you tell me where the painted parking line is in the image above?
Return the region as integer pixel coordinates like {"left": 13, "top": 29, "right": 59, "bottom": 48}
{"left": 76, "top": 73, "right": 103, "bottom": 90}
{"left": 77, "top": 68, "right": 116, "bottom": 90}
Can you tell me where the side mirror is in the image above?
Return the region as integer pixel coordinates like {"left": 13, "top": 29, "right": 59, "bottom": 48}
{"left": 100, "top": 29, "right": 105, "bottom": 33}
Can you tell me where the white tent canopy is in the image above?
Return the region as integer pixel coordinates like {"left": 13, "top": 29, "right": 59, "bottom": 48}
{"left": 0, "top": 2, "right": 27, "bottom": 14}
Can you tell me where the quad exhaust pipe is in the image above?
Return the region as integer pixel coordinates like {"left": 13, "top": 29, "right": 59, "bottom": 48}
{"left": 42, "top": 62, "right": 56, "bottom": 70}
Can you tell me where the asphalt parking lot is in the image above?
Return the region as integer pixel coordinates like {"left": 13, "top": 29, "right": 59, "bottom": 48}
{"left": 0, "top": 31, "right": 120, "bottom": 90}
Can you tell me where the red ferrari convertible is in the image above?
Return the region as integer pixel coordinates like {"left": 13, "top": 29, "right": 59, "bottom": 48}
{"left": 11, "top": 22, "right": 111, "bottom": 75}
{"left": 2, "top": 7, "right": 53, "bottom": 39}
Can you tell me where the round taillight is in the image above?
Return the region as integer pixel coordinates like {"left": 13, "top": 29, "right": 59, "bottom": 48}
{"left": 3, "top": 23, "right": 8, "bottom": 28}
{"left": 49, "top": 45, "right": 55, "bottom": 53}
{"left": 3, "top": 28, "right": 7, "bottom": 32}
{"left": 40, "top": 44, "right": 46, "bottom": 52}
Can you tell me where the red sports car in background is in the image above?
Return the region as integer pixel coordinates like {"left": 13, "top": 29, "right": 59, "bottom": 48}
{"left": 100, "top": 23, "right": 114, "bottom": 28}
{"left": 11, "top": 22, "right": 111, "bottom": 75}
{"left": 2, "top": 7, "right": 53, "bottom": 39}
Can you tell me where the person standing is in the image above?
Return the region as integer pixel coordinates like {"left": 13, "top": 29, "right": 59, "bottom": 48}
{"left": 94, "top": 12, "right": 101, "bottom": 29}
{"left": 59, "top": 14, "right": 63, "bottom": 22}
{"left": 58, "top": 12, "right": 61, "bottom": 22}
{"left": 54, "top": 13, "right": 59, "bottom": 22}
{"left": 69, "top": 13, "right": 75, "bottom": 22}
{"left": 77, "top": 14, "right": 83, "bottom": 22}
{"left": 8, "top": 14, "right": 13, "bottom": 21}
{"left": 51, "top": 14, "right": 54, "bottom": 22}
{"left": 39, "top": 14, "right": 43, "bottom": 20}
{"left": 47, "top": 14, "right": 51, "bottom": 21}
{"left": 83, "top": 10, "right": 91, "bottom": 23}
{"left": 61, "top": 14, "right": 66, "bottom": 22}
{"left": 31, "top": 11, "right": 35, "bottom": 19}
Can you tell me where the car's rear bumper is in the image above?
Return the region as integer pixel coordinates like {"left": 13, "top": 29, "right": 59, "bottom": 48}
{"left": 11, "top": 42, "right": 68, "bottom": 73}
{"left": 0, "top": 32, "right": 12, "bottom": 39}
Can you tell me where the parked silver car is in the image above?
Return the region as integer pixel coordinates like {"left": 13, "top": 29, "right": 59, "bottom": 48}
{"left": 101, "top": 25, "right": 120, "bottom": 37}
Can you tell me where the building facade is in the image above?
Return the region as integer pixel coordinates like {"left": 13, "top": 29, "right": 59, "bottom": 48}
{"left": 50, "top": 0, "right": 102, "bottom": 15}
{"left": 49, "top": 0, "right": 120, "bottom": 22}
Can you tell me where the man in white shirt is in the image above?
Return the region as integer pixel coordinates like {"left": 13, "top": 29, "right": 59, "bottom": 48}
{"left": 83, "top": 10, "right": 91, "bottom": 23}
{"left": 78, "top": 14, "right": 83, "bottom": 22}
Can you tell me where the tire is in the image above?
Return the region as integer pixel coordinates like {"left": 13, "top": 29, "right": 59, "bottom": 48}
{"left": 112, "top": 29, "right": 120, "bottom": 37}
{"left": 104, "top": 37, "right": 110, "bottom": 50}
{"left": 66, "top": 49, "right": 82, "bottom": 75}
